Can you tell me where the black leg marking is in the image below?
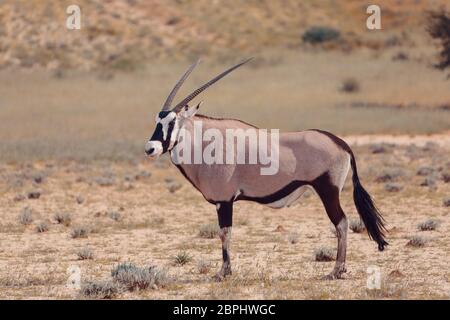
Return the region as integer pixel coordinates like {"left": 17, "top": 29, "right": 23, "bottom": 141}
{"left": 215, "top": 202, "right": 233, "bottom": 281}
{"left": 217, "top": 202, "right": 233, "bottom": 228}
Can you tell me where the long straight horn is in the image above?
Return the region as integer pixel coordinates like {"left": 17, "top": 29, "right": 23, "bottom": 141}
{"left": 172, "top": 58, "right": 253, "bottom": 112}
{"left": 161, "top": 59, "right": 200, "bottom": 111}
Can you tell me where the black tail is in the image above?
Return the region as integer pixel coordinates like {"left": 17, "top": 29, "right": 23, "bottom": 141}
{"left": 350, "top": 154, "right": 388, "bottom": 251}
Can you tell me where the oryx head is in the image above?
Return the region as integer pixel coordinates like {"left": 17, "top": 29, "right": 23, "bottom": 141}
{"left": 145, "top": 58, "right": 252, "bottom": 157}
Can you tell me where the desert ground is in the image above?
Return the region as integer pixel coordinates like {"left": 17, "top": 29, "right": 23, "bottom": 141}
{"left": 0, "top": 0, "right": 449, "bottom": 300}
{"left": 0, "top": 135, "right": 449, "bottom": 299}
{"left": 0, "top": 52, "right": 449, "bottom": 299}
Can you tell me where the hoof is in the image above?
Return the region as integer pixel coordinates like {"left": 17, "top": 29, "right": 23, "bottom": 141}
{"left": 213, "top": 268, "right": 232, "bottom": 282}
{"left": 322, "top": 265, "right": 346, "bottom": 280}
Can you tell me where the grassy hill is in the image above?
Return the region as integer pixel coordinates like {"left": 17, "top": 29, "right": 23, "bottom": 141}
{"left": 0, "top": 0, "right": 448, "bottom": 71}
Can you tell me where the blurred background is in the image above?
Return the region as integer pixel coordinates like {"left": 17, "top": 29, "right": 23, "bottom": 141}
{"left": 0, "top": 0, "right": 449, "bottom": 162}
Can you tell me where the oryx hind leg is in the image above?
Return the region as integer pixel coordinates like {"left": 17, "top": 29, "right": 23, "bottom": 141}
{"left": 312, "top": 173, "right": 348, "bottom": 280}
{"left": 214, "top": 202, "right": 233, "bottom": 281}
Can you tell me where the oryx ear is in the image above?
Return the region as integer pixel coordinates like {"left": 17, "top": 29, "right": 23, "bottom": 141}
{"left": 181, "top": 101, "right": 202, "bottom": 118}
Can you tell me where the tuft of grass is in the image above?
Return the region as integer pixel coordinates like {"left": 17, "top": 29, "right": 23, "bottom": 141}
{"left": 443, "top": 197, "right": 450, "bottom": 207}
{"left": 111, "top": 263, "right": 170, "bottom": 291}
{"left": 287, "top": 232, "right": 299, "bottom": 244}
{"left": 349, "top": 219, "right": 366, "bottom": 233}
{"left": 407, "top": 235, "right": 428, "bottom": 247}
{"left": 314, "top": 247, "right": 335, "bottom": 262}
{"left": 198, "top": 223, "right": 220, "bottom": 239}
{"left": 340, "top": 78, "right": 360, "bottom": 93}
{"left": 174, "top": 251, "right": 192, "bottom": 266}
{"left": 71, "top": 226, "right": 89, "bottom": 239}
{"left": 302, "top": 26, "right": 340, "bottom": 44}
{"left": 150, "top": 216, "right": 165, "bottom": 227}
{"left": 374, "top": 168, "right": 405, "bottom": 183}
{"left": 77, "top": 247, "right": 94, "bottom": 260}
{"left": 197, "top": 259, "right": 212, "bottom": 274}
{"left": 166, "top": 179, "right": 182, "bottom": 193}
{"left": 54, "top": 212, "right": 72, "bottom": 226}
{"left": 384, "top": 183, "right": 403, "bottom": 193}
{"left": 107, "top": 210, "right": 121, "bottom": 222}
{"left": 417, "top": 219, "right": 439, "bottom": 231}
{"left": 427, "top": 9, "right": 450, "bottom": 70}
{"left": 36, "top": 222, "right": 49, "bottom": 233}
{"left": 80, "top": 280, "right": 121, "bottom": 299}
{"left": 18, "top": 207, "right": 33, "bottom": 225}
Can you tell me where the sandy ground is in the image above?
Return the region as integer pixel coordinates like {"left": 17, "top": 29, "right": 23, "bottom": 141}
{"left": 0, "top": 136, "right": 449, "bottom": 300}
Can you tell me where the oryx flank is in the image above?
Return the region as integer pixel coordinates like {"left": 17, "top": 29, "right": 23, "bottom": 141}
{"left": 145, "top": 59, "right": 388, "bottom": 280}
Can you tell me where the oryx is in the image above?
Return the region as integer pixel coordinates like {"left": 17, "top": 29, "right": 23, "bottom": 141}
{"left": 145, "top": 59, "right": 388, "bottom": 280}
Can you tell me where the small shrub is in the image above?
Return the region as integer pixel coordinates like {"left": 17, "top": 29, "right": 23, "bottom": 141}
{"left": 441, "top": 172, "right": 450, "bottom": 183}
{"left": 80, "top": 280, "right": 121, "bottom": 299}
{"left": 150, "top": 216, "right": 165, "bottom": 227}
{"left": 417, "top": 219, "right": 439, "bottom": 231}
{"left": 71, "top": 226, "right": 89, "bottom": 239}
{"left": 420, "top": 177, "right": 437, "bottom": 188}
{"left": 54, "top": 212, "right": 72, "bottom": 226}
{"left": 197, "top": 259, "right": 211, "bottom": 274}
{"left": 302, "top": 26, "right": 340, "bottom": 44}
{"left": 95, "top": 176, "right": 115, "bottom": 187}
{"left": 369, "top": 144, "right": 388, "bottom": 154}
{"left": 427, "top": 10, "right": 450, "bottom": 70}
{"left": 384, "top": 183, "right": 403, "bottom": 192}
{"left": 340, "top": 78, "right": 360, "bottom": 93}
{"left": 77, "top": 247, "right": 94, "bottom": 260}
{"left": 27, "top": 190, "right": 41, "bottom": 199}
{"left": 417, "top": 166, "right": 434, "bottom": 176}
{"left": 174, "top": 252, "right": 192, "bottom": 266}
{"left": 392, "top": 52, "right": 409, "bottom": 61}
{"left": 349, "top": 219, "right": 366, "bottom": 233}
{"left": 443, "top": 197, "right": 450, "bottom": 207}
{"left": 111, "top": 263, "right": 170, "bottom": 290}
{"left": 198, "top": 223, "right": 219, "bottom": 239}
{"left": 374, "top": 168, "right": 405, "bottom": 183}
{"left": 13, "top": 194, "right": 26, "bottom": 202}
{"left": 19, "top": 207, "right": 33, "bottom": 225}
{"left": 76, "top": 196, "right": 85, "bottom": 204}
{"left": 287, "top": 232, "right": 299, "bottom": 244}
{"left": 107, "top": 210, "right": 121, "bottom": 222}
{"left": 407, "top": 235, "right": 428, "bottom": 247}
{"left": 166, "top": 179, "right": 182, "bottom": 193}
{"left": 36, "top": 222, "right": 49, "bottom": 233}
{"left": 314, "top": 247, "right": 335, "bottom": 262}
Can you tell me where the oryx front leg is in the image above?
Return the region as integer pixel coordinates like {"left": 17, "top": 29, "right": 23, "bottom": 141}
{"left": 215, "top": 202, "right": 233, "bottom": 281}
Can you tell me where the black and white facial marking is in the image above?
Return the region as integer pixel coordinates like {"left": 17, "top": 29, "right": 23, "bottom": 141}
{"left": 145, "top": 111, "right": 180, "bottom": 157}
{"left": 145, "top": 104, "right": 200, "bottom": 157}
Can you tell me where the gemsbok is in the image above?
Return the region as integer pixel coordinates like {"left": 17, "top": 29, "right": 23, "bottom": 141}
{"left": 145, "top": 59, "right": 388, "bottom": 280}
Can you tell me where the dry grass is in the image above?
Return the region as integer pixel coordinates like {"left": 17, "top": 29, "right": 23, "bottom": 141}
{"left": 77, "top": 247, "right": 94, "bottom": 260}
{"left": 314, "top": 247, "right": 335, "bottom": 262}
{"left": 0, "top": 2, "right": 450, "bottom": 299}
{"left": 173, "top": 252, "right": 192, "bottom": 266}
{"left": 1, "top": 50, "right": 450, "bottom": 164}
{"left": 407, "top": 235, "right": 428, "bottom": 247}
{"left": 80, "top": 280, "right": 122, "bottom": 299}
{"left": 418, "top": 219, "right": 440, "bottom": 231}
{"left": 0, "top": 143, "right": 449, "bottom": 299}
{"left": 198, "top": 223, "right": 220, "bottom": 239}
{"left": 18, "top": 207, "right": 33, "bottom": 225}
{"left": 53, "top": 212, "right": 72, "bottom": 227}
{"left": 70, "top": 227, "right": 89, "bottom": 239}
{"left": 35, "top": 222, "right": 49, "bottom": 233}
{"left": 349, "top": 219, "right": 366, "bottom": 233}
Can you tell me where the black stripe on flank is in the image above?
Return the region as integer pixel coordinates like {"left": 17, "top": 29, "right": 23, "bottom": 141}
{"left": 236, "top": 180, "right": 308, "bottom": 204}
